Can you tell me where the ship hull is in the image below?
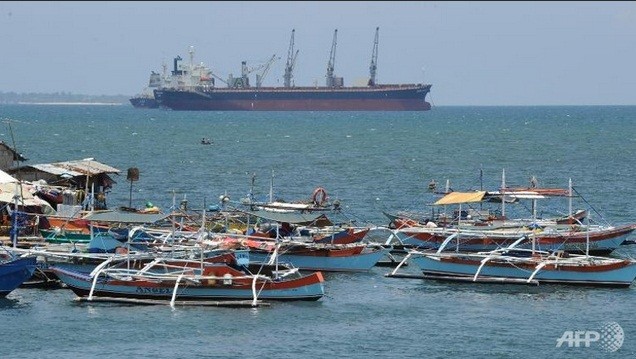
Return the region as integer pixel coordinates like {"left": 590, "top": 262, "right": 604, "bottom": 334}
{"left": 154, "top": 84, "right": 432, "bottom": 111}
{"left": 129, "top": 97, "right": 160, "bottom": 109}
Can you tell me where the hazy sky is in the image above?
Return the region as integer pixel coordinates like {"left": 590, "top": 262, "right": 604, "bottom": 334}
{"left": 0, "top": 1, "right": 634, "bottom": 105}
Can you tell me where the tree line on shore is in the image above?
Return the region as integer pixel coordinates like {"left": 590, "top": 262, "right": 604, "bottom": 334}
{"left": 0, "top": 91, "right": 129, "bottom": 104}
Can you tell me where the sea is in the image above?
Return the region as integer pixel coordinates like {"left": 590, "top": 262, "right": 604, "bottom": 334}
{"left": 0, "top": 104, "right": 635, "bottom": 358}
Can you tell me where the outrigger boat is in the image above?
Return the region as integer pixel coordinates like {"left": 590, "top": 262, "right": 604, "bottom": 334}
{"left": 51, "top": 249, "right": 325, "bottom": 307}
{"left": 383, "top": 178, "right": 636, "bottom": 255}
{"left": 243, "top": 238, "right": 389, "bottom": 272}
{"left": 388, "top": 223, "right": 636, "bottom": 287}
{"left": 387, "top": 221, "right": 635, "bottom": 255}
{"left": 220, "top": 208, "right": 388, "bottom": 272}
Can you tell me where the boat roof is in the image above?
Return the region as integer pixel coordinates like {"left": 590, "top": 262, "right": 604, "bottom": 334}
{"left": 501, "top": 187, "right": 571, "bottom": 197}
{"left": 488, "top": 188, "right": 572, "bottom": 199}
{"left": 83, "top": 210, "right": 169, "bottom": 224}
{"left": 435, "top": 187, "right": 573, "bottom": 205}
{"left": 434, "top": 191, "right": 487, "bottom": 205}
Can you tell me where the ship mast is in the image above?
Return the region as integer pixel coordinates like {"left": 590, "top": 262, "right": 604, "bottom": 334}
{"left": 188, "top": 46, "right": 195, "bottom": 87}
{"left": 368, "top": 27, "right": 379, "bottom": 87}
{"left": 326, "top": 29, "right": 338, "bottom": 87}
{"left": 283, "top": 29, "right": 299, "bottom": 88}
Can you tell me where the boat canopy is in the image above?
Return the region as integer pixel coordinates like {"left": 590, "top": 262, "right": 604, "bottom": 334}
{"left": 434, "top": 191, "right": 487, "bottom": 205}
{"left": 502, "top": 187, "right": 570, "bottom": 197}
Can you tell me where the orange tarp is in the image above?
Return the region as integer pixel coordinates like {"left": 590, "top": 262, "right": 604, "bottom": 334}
{"left": 434, "top": 191, "right": 486, "bottom": 205}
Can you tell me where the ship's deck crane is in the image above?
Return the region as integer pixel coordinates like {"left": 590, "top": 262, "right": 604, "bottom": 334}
{"left": 256, "top": 54, "right": 278, "bottom": 88}
{"left": 211, "top": 72, "right": 229, "bottom": 87}
{"left": 283, "top": 29, "right": 299, "bottom": 88}
{"left": 230, "top": 55, "right": 278, "bottom": 88}
{"left": 326, "top": 29, "right": 338, "bottom": 87}
{"left": 368, "top": 27, "right": 379, "bottom": 87}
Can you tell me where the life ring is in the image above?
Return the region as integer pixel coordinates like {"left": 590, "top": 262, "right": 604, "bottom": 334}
{"left": 312, "top": 187, "right": 328, "bottom": 206}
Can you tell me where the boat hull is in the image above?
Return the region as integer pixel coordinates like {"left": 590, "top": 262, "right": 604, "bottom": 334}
{"left": 0, "top": 257, "right": 38, "bottom": 297}
{"left": 154, "top": 84, "right": 432, "bottom": 111}
{"left": 394, "top": 224, "right": 635, "bottom": 255}
{"left": 129, "top": 97, "right": 159, "bottom": 109}
{"left": 52, "top": 266, "right": 325, "bottom": 301}
{"left": 412, "top": 255, "right": 636, "bottom": 287}
{"left": 312, "top": 228, "right": 370, "bottom": 245}
{"left": 248, "top": 247, "right": 389, "bottom": 272}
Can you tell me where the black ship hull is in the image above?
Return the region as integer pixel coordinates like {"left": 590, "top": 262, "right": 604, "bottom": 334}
{"left": 154, "top": 84, "right": 432, "bottom": 111}
{"left": 129, "top": 97, "right": 160, "bottom": 109}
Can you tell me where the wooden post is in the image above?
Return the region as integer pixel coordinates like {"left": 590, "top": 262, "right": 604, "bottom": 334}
{"left": 127, "top": 167, "right": 139, "bottom": 208}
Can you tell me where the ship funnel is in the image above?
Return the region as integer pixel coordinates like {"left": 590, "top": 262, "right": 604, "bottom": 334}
{"left": 172, "top": 56, "right": 183, "bottom": 76}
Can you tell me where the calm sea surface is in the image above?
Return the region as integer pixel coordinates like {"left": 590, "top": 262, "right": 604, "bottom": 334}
{"left": 0, "top": 104, "right": 635, "bottom": 358}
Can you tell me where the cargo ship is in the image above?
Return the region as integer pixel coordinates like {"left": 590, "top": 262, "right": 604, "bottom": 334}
{"left": 129, "top": 71, "right": 162, "bottom": 108}
{"left": 129, "top": 93, "right": 159, "bottom": 109}
{"left": 153, "top": 28, "right": 432, "bottom": 111}
{"left": 130, "top": 48, "right": 214, "bottom": 109}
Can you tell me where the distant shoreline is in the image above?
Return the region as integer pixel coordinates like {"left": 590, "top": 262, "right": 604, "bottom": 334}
{"left": 16, "top": 102, "right": 125, "bottom": 106}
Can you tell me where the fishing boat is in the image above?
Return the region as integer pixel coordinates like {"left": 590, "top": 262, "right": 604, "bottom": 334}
{"left": 388, "top": 225, "right": 636, "bottom": 287}
{"left": 51, "top": 249, "right": 325, "bottom": 306}
{"left": 1, "top": 249, "right": 37, "bottom": 296}
{"left": 223, "top": 204, "right": 387, "bottom": 271}
{"left": 310, "top": 227, "right": 370, "bottom": 245}
{"left": 387, "top": 222, "right": 635, "bottom": 255}
{"left": 237, "top": 177, "right": 370, "bottom": 245}
{"left": 242, "top": 238, "right": 388, "bottom": 272}
{"left": 390, "top": 243, "right": 636, "bottom": 288}
{"left": 383, "top": 177, "right": 636, "bottom": 255}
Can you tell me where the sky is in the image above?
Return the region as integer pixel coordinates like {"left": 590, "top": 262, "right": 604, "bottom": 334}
{"left": 0, "top": 1, "right": 635, "bottom": 106}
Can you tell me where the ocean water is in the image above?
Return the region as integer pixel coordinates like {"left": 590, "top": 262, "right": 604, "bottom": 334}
{"left": 0, "top": 104, "right": 635, "bottom": 358}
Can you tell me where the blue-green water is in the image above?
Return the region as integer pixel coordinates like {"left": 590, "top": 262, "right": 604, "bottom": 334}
{"left": 1, "top": 104, "right": 635, "bottom": 358}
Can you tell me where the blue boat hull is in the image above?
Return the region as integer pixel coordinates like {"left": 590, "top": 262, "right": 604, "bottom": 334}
{"left": 248, "top": 247, "right": 389, "bottom": 272}
{"left": 412, "top": 255, "right": 636, "bottom": 287}
{"left": 395, "top": 226, "right": 633, "bottom": 255}
{"left": 0, "top": 257, "right": 38, "bottom": 297}
{"left": 52, "top": 266, "right": 325, "bottom": 301}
